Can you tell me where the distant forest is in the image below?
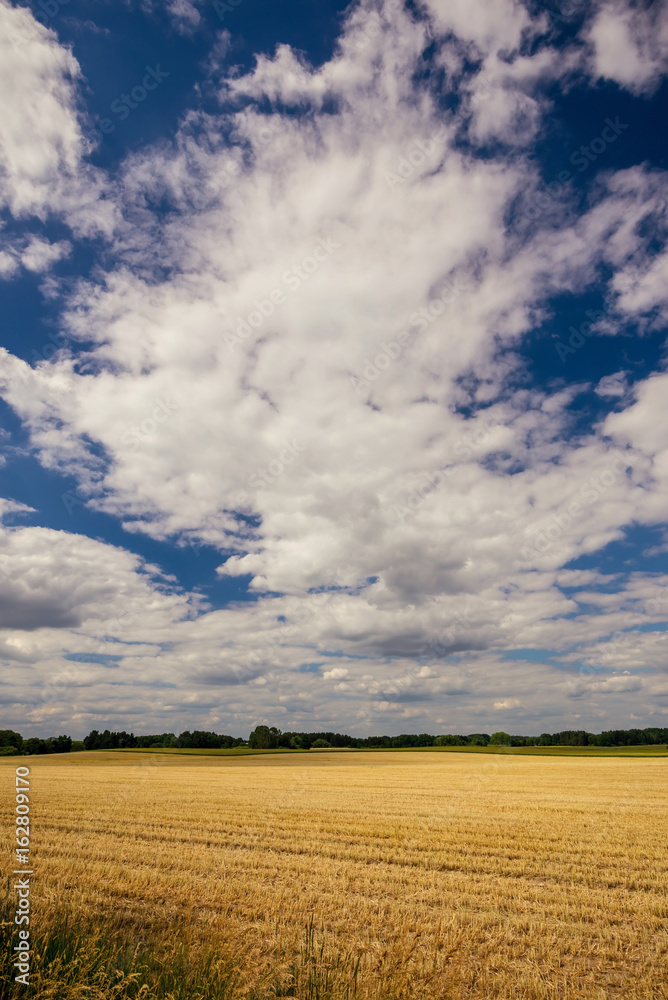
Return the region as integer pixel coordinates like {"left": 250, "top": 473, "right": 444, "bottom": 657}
{"left": 1, "top": 725, "right": 668, "bottom": 755}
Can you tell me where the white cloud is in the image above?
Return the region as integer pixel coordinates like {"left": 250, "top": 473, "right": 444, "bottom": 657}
{"left": 165, "top": 0, "right": 201, "bottom": 32}
{"left": 0, "top": 509, "right": 191, "bottom": 632}
{"left": 0, "top": 0, "right": 81, "bottom": 217}
{"left": 423, "top": 0, "right": 532, "bottom": 54}
{"left": 580, "top": 628, "right": 668, "bottom": 675}
{"left": 20, "top": 235, "right": 71, "bottom": 273}
{"left": 137, "top": 0, "right": 203, "bottom": 34}
{"left": 605, "top": 372, "right": 668, "bottom": 527}
{"left": 569, "top": 671, "right": 644, "bottom": 698}
{"left": 0, "top": 0, "right": 666, "bottom": 736}
{"left": 0, "top": 0, "right": 114, "bottom": 248}
{"left": 586, "top": 0, "right": 668, "bottom": 95}
{"left": 0, "top": 498, "right": 35, "bottom": 518}
{"left": 595, "top": 371, "right": 628, "bottom": 399}
{"left": 322, "top": 667, "right": 350, "bottom": 680}
{"left": 613, "top": 246, "right": 668, "bottom": 326}
{"left": 493, "top": 698, "right": 521, "bottom": 710}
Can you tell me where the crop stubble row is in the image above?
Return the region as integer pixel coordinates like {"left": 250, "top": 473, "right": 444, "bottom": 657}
{"left": 2, "top": 750, "right": 667, "bottom": 998}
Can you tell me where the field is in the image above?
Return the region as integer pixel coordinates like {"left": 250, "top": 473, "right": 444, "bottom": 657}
{"left": 113, "top": 744, "right": 668, "bottom": 757}
{"left": 2, "top": 750, "right": 668, "bottom": 999}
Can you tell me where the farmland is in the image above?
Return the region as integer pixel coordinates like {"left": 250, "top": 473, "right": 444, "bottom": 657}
{"left": 2, "top": 751, "right": 668, "bottom": 999}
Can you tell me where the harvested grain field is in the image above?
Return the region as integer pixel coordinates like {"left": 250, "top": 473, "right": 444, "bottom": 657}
{"left": 2, "top": 750, "right": 668, "bottom": 999}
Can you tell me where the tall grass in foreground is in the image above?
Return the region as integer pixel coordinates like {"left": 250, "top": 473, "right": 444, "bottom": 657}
{"left": 0, "top": 898, "right": 383, "bottom": 1000}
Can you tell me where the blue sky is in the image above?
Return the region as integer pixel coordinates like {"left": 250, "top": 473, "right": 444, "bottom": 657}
{"left": 0, "top": 0, "right": 667, "bottom": 739}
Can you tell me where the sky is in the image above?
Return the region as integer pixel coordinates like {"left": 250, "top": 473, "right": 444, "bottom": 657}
{"left": 0, "top": 0, "right": 667, "bottom": 740}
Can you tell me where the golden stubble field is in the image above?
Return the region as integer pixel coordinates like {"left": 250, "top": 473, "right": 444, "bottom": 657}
{"left": 3, "top": 750, "right": 668, "bottom": 999}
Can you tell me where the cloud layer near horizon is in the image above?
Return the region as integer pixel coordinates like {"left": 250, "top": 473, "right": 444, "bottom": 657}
{"left": 0, "top": 0, "right": 667, "bottom": 737}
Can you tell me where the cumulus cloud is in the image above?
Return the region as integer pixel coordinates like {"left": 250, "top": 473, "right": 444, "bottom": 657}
{"left": 20, "top": 236, "right": 71, "bottom": 273}
{"left": 0, "top": 508, "right": 191, "bottom": 632}
{"left": 586, "top": 0, "right": 668, "bottom": 95}
{"left": 568, "top": 670, "right": 643, "bottom": 698}
{"left": 604, "top": 372, "right": 668, "bottom": 526}
{"left": 493, "top": 698, "right": 522, "bottom": 710}
{"left": 423, "top": 0, "right": 532, "bottom": 53}
{"left": 0, "top": 0, "right": 81, "bottom": 217}
{"left": 0, "top": 0, "right": 113, "bottom": 259}
{"left": 0, "top": 0, "right": 666, "bottom": 735}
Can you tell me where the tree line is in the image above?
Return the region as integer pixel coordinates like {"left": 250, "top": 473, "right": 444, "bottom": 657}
{"left": 246, "top": 726, "right": 668, "bottom": 748}
{"left": 1, "top": 725, "right": 667, "bottom": 756}
{"left": 0, "top": 731, "right": 74, "bottom": 755}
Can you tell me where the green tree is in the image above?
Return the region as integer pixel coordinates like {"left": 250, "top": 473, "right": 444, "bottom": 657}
{"left": 490, "top": 731, "right": 511, "bottom": 746}
{"left": 359, "top": 735, "right": 392, "bottom": 747}
{"left": 554, "top": 730, "right": 590, "bottom": 746}
{"left": 434, "top": 734, "right": 466, "bottom": 746}
{"left": 51, "top": 735, "right": 72, "bottom": 753}
{"left": 0, "top": 730, "right": 23, "bottom": 751}
{"left": 137, "top": 733, "right": 177, "bottom": 748}
{"left": 83, "top": 729, "right": 137, "bottom": 750}
{"left": 311, "top": 739, "right": 332, "bottom": 748}
{"left": 248, "top": 725, "right": 280, "bottom": 749}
